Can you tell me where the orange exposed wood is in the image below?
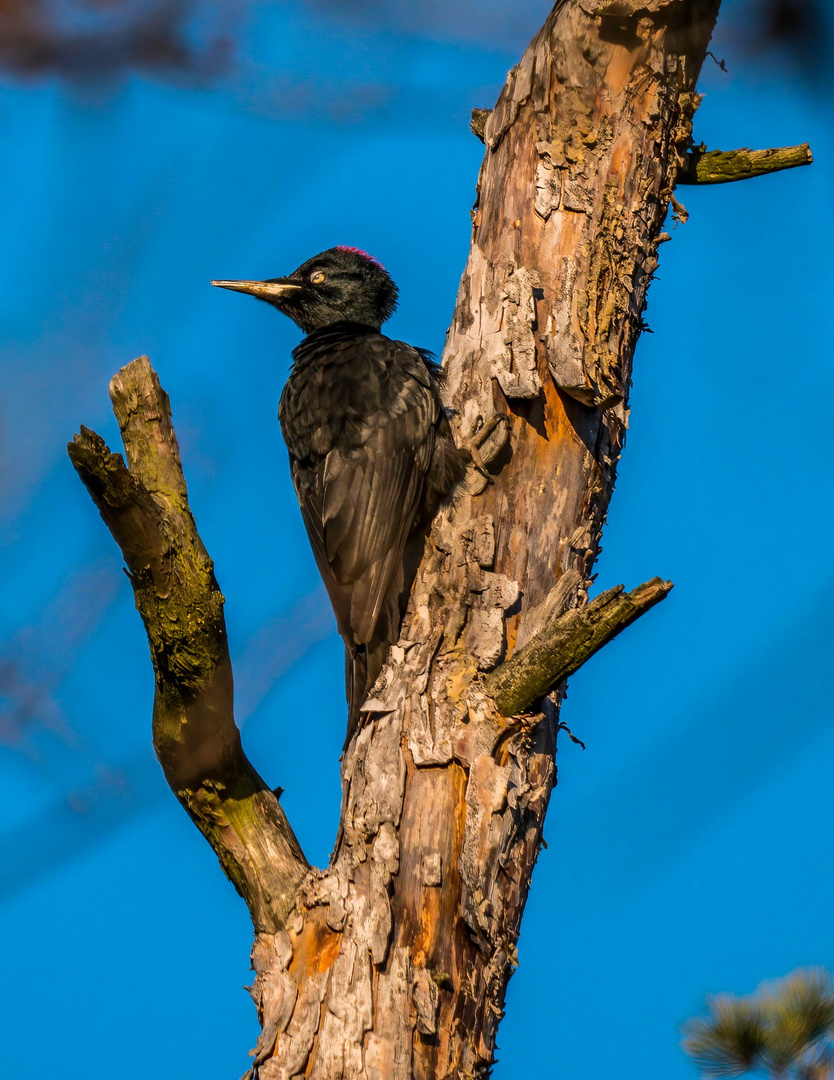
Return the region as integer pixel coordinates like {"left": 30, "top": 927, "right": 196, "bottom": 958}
{"left": 70, "top": 3, "right": 733, "bottom": 1077}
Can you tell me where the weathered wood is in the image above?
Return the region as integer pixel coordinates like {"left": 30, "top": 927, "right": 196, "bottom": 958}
{"left": 68, "top": 358, "right": 308, "bottom": 932}
{"left": 67, "top": 0, "right": 784, "bottom": 1076}
{"left": 679, "top": 142, "right": 813, "bottom": 184}
{"left": 484, "top": 577, "right": 674, "bottom": 717}
{"left": 257, "top": 1, "right": 724, "bottom": 1077}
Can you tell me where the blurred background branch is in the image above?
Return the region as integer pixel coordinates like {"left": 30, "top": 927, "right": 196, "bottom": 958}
{"left": 0, "top": 0, "right": 236, "bottom": 80}
{"left": 0, "top": 0, "right": 831, "bottom": 95}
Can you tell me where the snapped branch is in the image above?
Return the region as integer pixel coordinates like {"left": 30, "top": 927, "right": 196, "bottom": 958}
{"left": 679, "top": 143, "right": 812, "bottom": 184}
{"left": 470, "top": 107, "right": 492, "bottom": 143}
{"left": 484, "top": 577, "right": 673, "bottom": 717}
{"left": 68, "top": 356, "right": 308, "bottom": 932}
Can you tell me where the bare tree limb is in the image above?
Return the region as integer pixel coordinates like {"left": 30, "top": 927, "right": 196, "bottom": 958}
{"left": 65, "top": 0, "right": 812, "bottom": 1073}
{"left": 67, "top": 356, "right": 308, "bottom": 932}
{"left": 679, "top": 142, "right": 813, "bottom": 184}
{"left": 484, "top": 577, "right": 673, "bottom": 716}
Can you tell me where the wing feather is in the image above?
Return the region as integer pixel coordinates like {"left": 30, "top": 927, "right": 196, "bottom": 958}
{"left": 282, "top": 334, "right": 447, "bottom": 649}
{"left": 322, "top": 386, "right": 434, "bottom": 643}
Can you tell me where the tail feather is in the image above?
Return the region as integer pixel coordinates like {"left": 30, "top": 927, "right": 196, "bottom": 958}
{"left": 344, "top": 645, "right": 367, "bottom": 750}
{"left": 343, "top": 639, "right": 392, "bottom": 751}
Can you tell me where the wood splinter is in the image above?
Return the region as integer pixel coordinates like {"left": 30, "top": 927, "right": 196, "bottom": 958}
{"left": 484, "top": 577, "right": 674, "bottom": 717}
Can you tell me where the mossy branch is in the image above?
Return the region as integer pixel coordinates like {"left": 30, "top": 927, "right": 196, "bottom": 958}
{"left": 484, "top": 577, "right": 673, "bottom": 716}
{"left": 679, "top": 143, "right": 812, "bottom": 184}
{"left": 68, "top": 356, "right": 308, "bottom": 932}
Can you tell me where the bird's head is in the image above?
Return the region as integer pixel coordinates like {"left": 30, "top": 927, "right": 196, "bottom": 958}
{"left": 211, "top": 246, "right": 398, "bottom": 334}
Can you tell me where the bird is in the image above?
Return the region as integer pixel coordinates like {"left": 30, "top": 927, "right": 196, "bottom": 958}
{"left": 212, "top": 246, "right": 467, "bottom": 745}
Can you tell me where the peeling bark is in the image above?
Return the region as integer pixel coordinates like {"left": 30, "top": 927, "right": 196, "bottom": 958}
{"left": 247, "top": 2, "right": 723, "bottom": 1075}
{"left": 68, "top": 1, "right": 764, "bottom": 1077}
{"left": 259, "top": 2, "right": 722, "bottom": 1075}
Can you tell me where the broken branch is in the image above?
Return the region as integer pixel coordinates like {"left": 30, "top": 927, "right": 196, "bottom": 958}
{"left": 483, "top": 577, "right": 673, "bottom": 716}
{"left": 679, "top": 143, "right": 812, "bottom": 184}
{"left": 68, "top": 356, "right": 309, "bottom": 931}
{"left": 470, "top": 107, "right": 492, "bottom": 143}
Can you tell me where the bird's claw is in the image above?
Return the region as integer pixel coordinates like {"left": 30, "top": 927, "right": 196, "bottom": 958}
{"left": 466, "top": 413, "right": 507, "bottom": 486}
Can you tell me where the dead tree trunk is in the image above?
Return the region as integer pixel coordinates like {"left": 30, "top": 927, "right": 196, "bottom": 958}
{"left": 68, "top": 1, "right": 810, "bottom": 1076}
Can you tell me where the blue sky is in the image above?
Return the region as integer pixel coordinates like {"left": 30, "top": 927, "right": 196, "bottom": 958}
{"left": 1, "top": 2, "right": 832, "bottom": 1077}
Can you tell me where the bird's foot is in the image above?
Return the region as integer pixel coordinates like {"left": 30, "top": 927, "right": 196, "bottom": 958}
{"left": 465, "top": 413, "right": 508, "bottom": 493}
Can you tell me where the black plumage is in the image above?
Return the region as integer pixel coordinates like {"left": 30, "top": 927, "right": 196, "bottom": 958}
{"left": 212, "top": 247, "right": 466, "bottom": 742}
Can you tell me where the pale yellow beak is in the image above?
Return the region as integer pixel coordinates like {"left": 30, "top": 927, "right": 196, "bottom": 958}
{"left": 210, "top": 280, "right": 303, "bottom": 300}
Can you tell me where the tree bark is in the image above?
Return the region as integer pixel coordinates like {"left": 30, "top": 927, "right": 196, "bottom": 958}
{"left": 69, "top": 1, "right": 750, "bottom": 1077}
{"left": 68, "top": 366, "right": 308, "bottom": 932}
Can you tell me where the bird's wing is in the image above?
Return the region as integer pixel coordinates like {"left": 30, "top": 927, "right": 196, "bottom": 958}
{"left": 324, "top": 379, "right": 437, "bottom": 644}
{"left": 290, "top": 342, "right": 439, "bottom": 647}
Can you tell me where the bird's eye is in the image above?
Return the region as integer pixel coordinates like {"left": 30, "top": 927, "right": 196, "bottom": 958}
{"left": 310, "top": 270, "right": 326, "bottom": 285}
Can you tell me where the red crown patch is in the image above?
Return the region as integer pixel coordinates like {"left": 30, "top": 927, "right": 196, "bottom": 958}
{"left": 336, "top": 245, "right": 386, "bottom": 272}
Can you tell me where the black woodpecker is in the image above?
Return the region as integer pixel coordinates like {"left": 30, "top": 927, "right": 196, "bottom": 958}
{"left": 212, "top": 246, "right": 466, "bottom": 744}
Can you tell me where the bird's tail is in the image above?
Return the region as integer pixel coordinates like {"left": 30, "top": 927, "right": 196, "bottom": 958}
{"left": 344, "top": 645, "right": 367, "bottom": 751}
{"left": 344, "top": 639, "right": 390, "bottom": 751}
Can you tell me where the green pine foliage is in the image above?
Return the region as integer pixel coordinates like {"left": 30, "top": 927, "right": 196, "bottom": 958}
{"left": 683, "top": 969, "right": 834, "bottom": 1079}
